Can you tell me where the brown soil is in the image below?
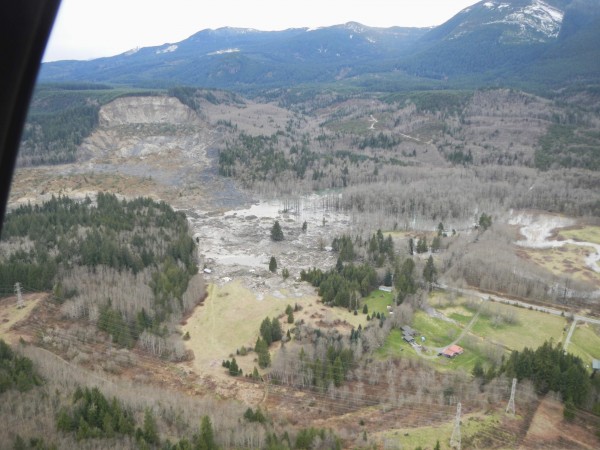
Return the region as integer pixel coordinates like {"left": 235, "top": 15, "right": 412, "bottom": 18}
{"left": 520, "top": 397, "right": 600, "bottom": 449}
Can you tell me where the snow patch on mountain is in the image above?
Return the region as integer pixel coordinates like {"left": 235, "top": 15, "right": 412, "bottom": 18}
{"left": 207, "top": 48, "right": 240, "bottom": 56}
{"left": 124, "top": 47, "right": 140, "bottom": 56}
{"left": 478, "top": 0, "right": 564, "bottom": 40}
{"left": 156, "top": 44, "right": 178, "bottom": 54}
{"left": 506, "top": 0, "right": 563, "bottom": 37}
{"left": 344, "top": 22, "right": 366, "bottom": 34}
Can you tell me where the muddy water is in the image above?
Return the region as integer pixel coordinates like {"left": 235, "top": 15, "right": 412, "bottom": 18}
{"left": 186, "top": 195, "right": 353, "bottom": 284}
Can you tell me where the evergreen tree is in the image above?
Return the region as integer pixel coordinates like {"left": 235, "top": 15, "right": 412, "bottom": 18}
{"left": 282, "top": 268, "right": 289, "bottom": 279}
{"left": 423, "top": 255, "right": 437, "bottom": 283}
{"left": 302, "top": 221, "right": 307, "bottom": 232}
{"left": 269, "top": 256, "right": 277, "bottom": 273}
{"left": 416, "top": 237, "right": 428, "bottom": 254}
{"left": 408, "top": 238, "right": 414, "bottom": 255}
{"left": 260, "top": 318, "right": 273, "bottom": 345}
{"left": 333, "top": 356, "right": 344, "bottom": 387}
{"left": 431, "top": 236, "right": 441, "bottom": 253}
{"left": 437, "top": 222, "right": 444, "bottom": 237}
{"left": 255, "top": 338, "right": 271, "bottom": 368}
{"left": 472, "top": 361, "right": 484, "bottom": 378}
{"left": 287, "top": 311, "right": 294, "bottom": 324}
{"left": 141, "top": 409, "right": 160, "bottom": 446}
{"left": 229, "top": 358, "right": 240, "bottom": 376}
{"left": 383, "top": 269, "right": 392, "bottom": 286}
{"left": 270, "top": 318, "right": 283, "bottom": 342}
{"left": 271, "top": 221, "right": 284, "bottom": 241}
{"left": 479, "top": 213, "right": 492, "bottom": 230}
{"left": 197, "top": 416, "right": 216, "bottom": 450}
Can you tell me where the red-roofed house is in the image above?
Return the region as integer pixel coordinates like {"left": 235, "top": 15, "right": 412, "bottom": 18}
{"left": 441, "top": 344, "right": 464, "bottom": 358}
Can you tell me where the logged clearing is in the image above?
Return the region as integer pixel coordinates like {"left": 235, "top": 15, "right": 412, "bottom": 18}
{"left": 182, "top": 279, "right": 365, "bottom": 377}
{"left": 521, "top": 397, "right": 600, "bottom": 449}
{"left": 182, "top": 281, "right": 292, "bottom": 375}
{"left": 10, "top": 168, "right": 161, "bottom": 201}
{"left": 376, "top": 410, "right": 520, "bottom": 450}
{"left": 0, "top": 293, "right": 46, "bottom": 343}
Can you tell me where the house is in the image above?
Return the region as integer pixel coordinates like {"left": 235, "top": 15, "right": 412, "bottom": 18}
{"left": 402, "top": 332, "right": 415, "bottom": 343}
{"left": 401, "top": 325, "right": 416, "bottom": 336}
{"left": 441, "top": 344, "right": 464, "bottom": 358}
{"left": 401, "top": 325, "right": 416, "bottom": 343}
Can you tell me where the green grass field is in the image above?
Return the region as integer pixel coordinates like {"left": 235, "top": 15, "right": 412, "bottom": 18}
{"left": 559, "top": 225, "right": 600, "bottom": 245}
{"left": 568, "top": 323, "right": 600, "bottom": 365}
{"left": 412, "top": 311, "right": 461, "bottom": 347}
{"left": 470, "top": 302, "right": 567, "bottom": 351}
{"left": 377, "top": 329, "right": 416, "bottom": 360}
{"left": 379, "top": 292, "right": 570, "bottom": 373}
{"left": 363, "top": 289, "right": 394, "bottom": 316}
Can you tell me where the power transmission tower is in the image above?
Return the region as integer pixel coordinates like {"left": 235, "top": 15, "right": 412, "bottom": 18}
{"left": 15, "top": 282, "right": 24, "bottom": 309}
{"left": 450, "top": 402, "right": 461, "bottom": 449}
{"left": 506, "top": 378, "right": 517, "bottom": 415}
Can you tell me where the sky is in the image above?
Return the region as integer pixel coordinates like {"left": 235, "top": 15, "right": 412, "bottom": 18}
{"left": 43, "top": 0, "right": 479, "bottom": 62}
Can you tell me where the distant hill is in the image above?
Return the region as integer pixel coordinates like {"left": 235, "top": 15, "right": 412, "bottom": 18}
{"left": 38, "top": 0, "right": 600, "bottom": 91}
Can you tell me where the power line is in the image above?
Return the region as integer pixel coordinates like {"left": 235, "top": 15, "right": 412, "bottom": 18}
{"left": 506, "top": 377, "right": 516, "bottom": 416}
{"left": 15, "top": 282, "right": 24, "bottom": 309}
{"left": 450, "top": 402, "right": 461, "bottom": 449}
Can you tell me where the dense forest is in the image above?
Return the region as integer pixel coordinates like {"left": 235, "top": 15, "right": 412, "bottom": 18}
{"left": 0, "top": 193, "right": 202, "bottom": 348}
{"left": 501, "top": 341, "right": 597, "bottom": 409}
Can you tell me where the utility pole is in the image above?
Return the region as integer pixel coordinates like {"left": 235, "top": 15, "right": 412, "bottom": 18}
{"left": 450, "top": 402, "right": 461, "bottom": 450}
{"left": 15, "top": 282, "right": 24, "bottom": 309}
{"left": 506, "top": 378, "right": 517, "bottom": 416}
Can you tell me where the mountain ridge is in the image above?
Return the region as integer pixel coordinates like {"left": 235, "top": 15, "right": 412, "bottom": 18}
{"left": 39, "top": 0, "right": 600, "bottom": 91}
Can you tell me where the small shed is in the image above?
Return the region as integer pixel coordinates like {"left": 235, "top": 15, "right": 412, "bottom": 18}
{"left": 379, "top": 286, "right": 393, "bottom": 293}
{"left": 593, "top": 359, "right": 600, "bottom": 372}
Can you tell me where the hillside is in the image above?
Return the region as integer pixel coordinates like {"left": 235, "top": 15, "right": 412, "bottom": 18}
{"left": 3, "top": 2, "right": 600, "bottom": 448}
